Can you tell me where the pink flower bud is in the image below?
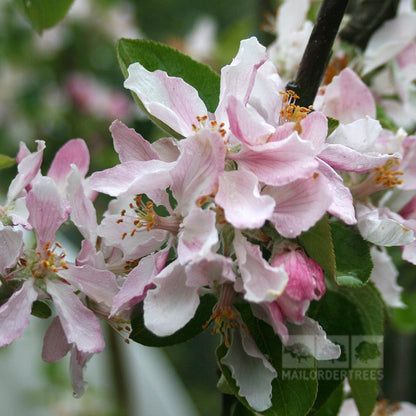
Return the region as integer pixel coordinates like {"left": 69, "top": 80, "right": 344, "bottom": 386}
{"left": 270, "top": 243, "right": 325, "bottom": 323}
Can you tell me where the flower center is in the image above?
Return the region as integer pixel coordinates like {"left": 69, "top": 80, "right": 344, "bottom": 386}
{"left": 192, "top": 115, "right": 227, "bottom": 139}
{"left": 117, "top": 195, "right": 181, "bottom": 240}
{"left": 352, "top": 158, "right": 404, "bottom": 200}
{"left": 279, "top": 90, "right": 312, "bottom": 131}
{"left": 33, "top": 241, "right": 69, "bottom": 278}
{"left": 373, "top": 159, "right": 404, "bottom": 189}
{"left": 203, "top": 284, "right": 247, "bottom": 347}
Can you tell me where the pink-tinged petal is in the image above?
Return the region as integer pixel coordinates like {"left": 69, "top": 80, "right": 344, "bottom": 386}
{"left": 59, "top": 264, "right": 118, "bottom": 308}
{"left": 111, "top": 248, "right": 169, "bottom": 316}
{"left": 70, "top": 348, "right": 92, "bottom": 398}
{"left": 171, "top": 130, "right": 226, "bottom": 216}
{"left": 67, "top": 167, "right": 97, "bottom": 242}
{"left": 217, "top": 37, "right": 268, "bottom": 121}
{"left": 318, "top": 160, "right": 357, "bottom": 225}
{"left": 110, "top": 119, "right": 159, "bottom": 162}
{"left": 221, "top": 324, "right": 276, "bottom": 412}
{"left": 7, "top": 140, "right": 45, "bottom": 202}
{"left": 124, "top": 62, "right": 207, "bottom": 137}
{"left": 234, "top": 231, "right": 288, "bottom": 303}
{"left": 285, "top": 317, "right": 341, "bottom": 360}
{"left": 248, "top": 60, "right": 285, "bottom": 126}
{"left": 27, "top": 176, "right": 69, "bottom": 249}
{"left": 227, "top": 95, "right": 275, "bottom": 146}
{"left": 47, "top": 139, "right": 89, "bottom": 191}
{"left": 76, "top": 239, "right": 106, "bottom": 269}
{"left": 150, "top": 137, "right": 180, "bottom": 162}
{"left": 264, "top": 173, "right": 333, "bottom": 238}
{"left": 0, "top": 225, "right": 24, "bottom": 274}
{"left": 144, "top": 261, "right": 200, "bottom": 336}
{"left": 8, "top": 197, "right": 30, "bottom": 228}
{"left": 178, "top": 208, "right": 218, "bottom": 264}
{"left": 400, "top": 194, "right": 416, "bottom": 219}
{"left": 251, "top": 302, "right": 289, "bottom": 342}
{"left": 299, "top": 111, "right": 328, "bottom": 151}
{"left": 46, "top": 280, "right": 105, "bottom": 354}
{"left": 363, "top": 13, "right": 416, "bottom": 74}
{"left": 402, "top": 240, "right": 416, "bottom": 266}
{"left": 89, "top": 159, "right": 175, "bottom": 197}
{"left": 356, "top": 204, "right": 415, "bottom": 246}
{"left": 42, "top": 316, "right": 71, "bottom": 362}
{"left": 0, "top": 279, "right": 38, "bottom": 347}
{"left": 327, "top": 118, "right": 382, "bottom": 153}
{"left": 398, "top": 137, "right": 416, "bottom": 191}
{"left": 15, "top": 141, "right": 31, "bottom": 163}
{"left": 185, "top": 253, "right": 235, "bottom": 287}
{"left": 315, "top": 68, "right": 376, "bottom": 123}
{"left": 215, "top": 170, "right": 275, "bottom": 229}
{"left": 319, "top": 144, "right": 401, "bottom": 173}
{"left": 370, "top": 247, "right": 404, "bottom": 308}
{"left": 230, "top": 132, "right": 318, "bottom": 186}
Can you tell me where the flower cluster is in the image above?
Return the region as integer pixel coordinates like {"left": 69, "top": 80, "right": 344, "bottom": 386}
{"left": 1, "top": 4, "right": 416, "bottom": 412}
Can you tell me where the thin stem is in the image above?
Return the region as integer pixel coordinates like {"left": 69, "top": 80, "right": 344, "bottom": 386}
{"left": 285, "top": 0, "right": 349, "bottom": 108}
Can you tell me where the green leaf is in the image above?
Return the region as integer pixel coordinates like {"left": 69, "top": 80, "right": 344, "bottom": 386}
{"left": 129, "top": 294, "right": 216, "bottom": 347}
{"left": 392, "top": 291, "right": 416, "bottom": 333}
{"left": 231, "top": 401, "right": 257, "bottom": 416}
{"left": 117, "top": 38, "right": 220, "bottom": 137}
{"left": 218, "top": 304, "right": 318, "bottom": 416}
{"left": 308, "top": 283, "right": 385, "bottom": 416}
{"left": 298, "top": 215, "right": 336, "bottom": 281}
{"left": 13, "top": 0, "right": 75, "bottom": 33}
{"left": 0, "top": 154, "right": 16, "bottom": 170}
{"left": 331, "top": 222, "right": 373, "bottom": 287}
{"left": 310, "top": 382, "right": 343, "bottom": 416}
{"left": 31, "top": 300, "right": 52, "bottom": 319}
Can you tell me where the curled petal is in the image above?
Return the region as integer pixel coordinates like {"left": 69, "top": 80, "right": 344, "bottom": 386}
{"left": 47, "top": 139, "right": 90, "bottom": 191}
{"left": 7, "top": 140, "right": 45, "bottom": 202}
{"left": 124, "top": 63, "right": 207, "bottom": 137}
{"left": 286, "top": 317, "right": 341, "bottom": 360}
{"left": 215, "top": 170, "right": 275, "bottom": 229}
{"left": 110, "top": 119, "right": 160, "bottom": 162}
{"left": 234, "top": 231, "right": 288, "bottom": 303}
{"left": 221, "top": 324, "right": 276, "bottom": 412}
{"left": 356, "top": 204, "right": 414, "bottom": 246}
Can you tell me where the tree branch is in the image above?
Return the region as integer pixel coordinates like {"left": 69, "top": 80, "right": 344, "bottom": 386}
{"left": 285, "top": 0, "right": 349, "bottom": 108}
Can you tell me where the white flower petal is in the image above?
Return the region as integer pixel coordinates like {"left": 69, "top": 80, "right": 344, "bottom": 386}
{"left": 221, "top": 325, "right": 276, "bottom": 412}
